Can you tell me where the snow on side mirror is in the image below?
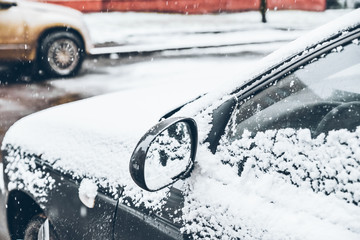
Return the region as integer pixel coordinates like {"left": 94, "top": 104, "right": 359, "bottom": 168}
{"left": 129, "top": 117, "right": 198, "bottom": 192}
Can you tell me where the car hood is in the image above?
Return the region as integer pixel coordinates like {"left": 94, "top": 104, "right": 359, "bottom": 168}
{"left": 2, "top": 86, "right": 203, "bottom": 195}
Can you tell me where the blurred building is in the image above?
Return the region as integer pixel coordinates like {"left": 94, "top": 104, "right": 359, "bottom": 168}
{"left": 32, "top": 0, "right": 326, "bottom": 13}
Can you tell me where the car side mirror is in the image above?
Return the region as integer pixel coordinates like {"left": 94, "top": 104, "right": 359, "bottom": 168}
{"left": 0, "top": 0, "right": 17, "bottom": 9}
{"left": 129, "top": 117, "right": 198, "bottom": 192}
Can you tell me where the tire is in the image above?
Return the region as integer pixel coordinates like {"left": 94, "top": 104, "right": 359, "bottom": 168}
{"left": 39, "top": 31, "right": 84, "bottom": 78}
{"left": 24, "top": 214, "right": 58, "bottom": 240}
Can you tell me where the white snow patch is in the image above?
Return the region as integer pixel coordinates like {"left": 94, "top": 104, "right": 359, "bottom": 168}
{"left": 79, "top": 178, "right": 98, "bottom": 208}
{"left": 84, "top": 10, "right": 351, "bottom": 47}
{"left": 179, "top": 128, "right": 360, "bottom": 239}
{"left": 4, "top": 148, "right": 55, "bottom": 204}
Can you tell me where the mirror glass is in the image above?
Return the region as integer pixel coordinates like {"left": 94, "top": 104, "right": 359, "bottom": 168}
{"left": 144, "top": 122, "right": 192, "bottom": 190}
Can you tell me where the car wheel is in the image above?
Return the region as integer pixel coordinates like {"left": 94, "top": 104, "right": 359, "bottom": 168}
{"left": 39, "top": 31, "right": 84, "bottom": 78}
{"left": 24, "top": 214, "right": 58, "bottom": 240}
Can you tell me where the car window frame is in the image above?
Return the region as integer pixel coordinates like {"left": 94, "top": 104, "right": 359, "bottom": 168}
{"left": 233, "top": 28, "right": 360, "bottom": 122}
{"left": 232, "top": 27, "right": 360, "bottom": 101}
{"left": 205, "top": 27, "right": 360, "bottom": 153}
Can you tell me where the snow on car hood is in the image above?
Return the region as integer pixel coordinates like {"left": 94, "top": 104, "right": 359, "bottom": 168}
{"left": 2, "top": 86, "right": 203, "bottom": 206}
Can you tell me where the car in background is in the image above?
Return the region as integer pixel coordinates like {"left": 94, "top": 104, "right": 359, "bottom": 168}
{"left": 0, "top": 0, "right": 92, "bottom": 77}
{"left": 0, "top": 9, "right": 360, "bottom": 240}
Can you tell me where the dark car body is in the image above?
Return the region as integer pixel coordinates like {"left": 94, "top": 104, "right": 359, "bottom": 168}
{"left": 1, "top": 9, "right": 360, "bottom": 240}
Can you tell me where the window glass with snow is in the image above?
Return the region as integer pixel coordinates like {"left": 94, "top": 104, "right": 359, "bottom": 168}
{"left": 227, "top": 38, "right": 360, "bottom": 139}
{"left": 219, "top": 38, "right": 360, "bottom": 205}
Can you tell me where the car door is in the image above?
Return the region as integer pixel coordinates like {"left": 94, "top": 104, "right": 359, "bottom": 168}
{"left": 0, "top": 0, "right": 26, "bottom": 61}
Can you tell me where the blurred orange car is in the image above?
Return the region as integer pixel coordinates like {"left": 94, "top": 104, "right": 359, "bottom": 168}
{"left": 0, "top": 0, "right": 93, "bottom": 77}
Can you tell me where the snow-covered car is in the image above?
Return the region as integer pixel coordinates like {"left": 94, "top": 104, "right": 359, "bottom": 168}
{"left": 1, "top": 9, "right": 360, "bottom": 240}
{"left": 0, "top": 0, "right": 92, "bottom": 77}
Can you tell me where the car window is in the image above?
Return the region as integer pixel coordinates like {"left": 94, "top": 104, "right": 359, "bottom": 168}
{"left": 209, "top": 37, "right": 360, "bottom": 217}
{"left": 226, "top": 37, "right": 360, "bottom": 140}
{"left": 186, "top": 38, "right": 360, "bottom": 238}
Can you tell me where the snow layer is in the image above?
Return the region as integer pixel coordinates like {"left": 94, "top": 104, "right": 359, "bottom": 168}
{"left": 79, "top": 178, "right": 98, "bottom": 208}
{"left": 2, "top": 85, "right": 212, "bottom": 208}
{"left": 4, "top": 148, "right": 55, "bottom": 205}
{"left": 2, "top": 8, "right": 360, "bottom": 239}
{"left": 84, "top": 10, "right": 351, "bottom": 50}
{"left": 178, "top": 128, "right": 360, "bottom": 239}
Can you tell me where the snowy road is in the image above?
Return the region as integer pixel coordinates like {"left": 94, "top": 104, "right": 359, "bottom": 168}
{"left": 85, "top": 10, "right": 351, "bottom": 53}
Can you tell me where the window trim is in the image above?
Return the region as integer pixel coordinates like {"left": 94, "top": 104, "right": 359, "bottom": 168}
{"left": 232, "top": 28, "right": 360, "bottom": 102}
{"left": 206, "top": 27, "right": 360, "bottom": 153}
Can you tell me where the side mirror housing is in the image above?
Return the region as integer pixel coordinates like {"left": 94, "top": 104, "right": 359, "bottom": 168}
{"left": 129, "top": 117, "right": 198, "bottom": 192}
